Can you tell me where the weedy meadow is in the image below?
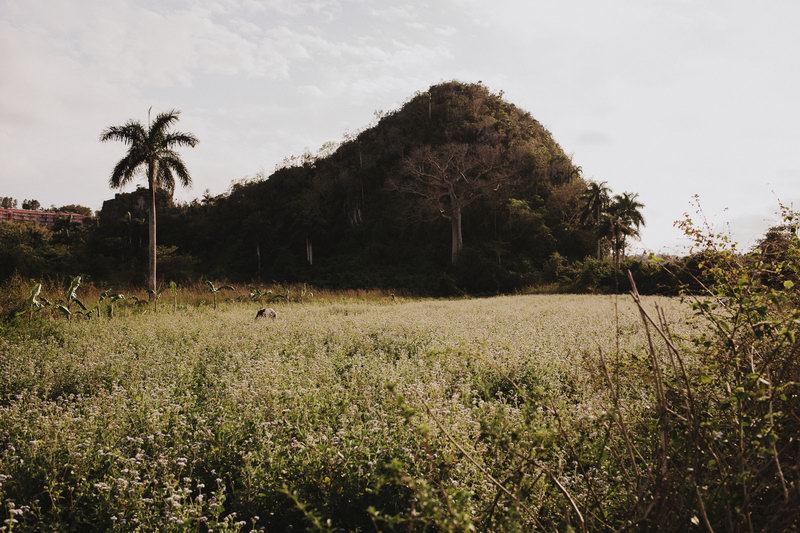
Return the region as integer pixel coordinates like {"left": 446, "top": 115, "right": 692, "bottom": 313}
{"left": 0, "top": 290, "right": 691, "bottom": 531}
{"left": 0, "top": 211, "right": 798, "bottom": 531}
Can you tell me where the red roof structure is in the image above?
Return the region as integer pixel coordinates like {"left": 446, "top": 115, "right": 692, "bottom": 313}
{"left": 0, "top": 208, "right": 89, "bottom": 228}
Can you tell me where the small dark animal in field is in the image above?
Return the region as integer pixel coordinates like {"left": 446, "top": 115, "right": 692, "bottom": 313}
{"left": 255, "top": 307, "right": 278, "bottom": 320}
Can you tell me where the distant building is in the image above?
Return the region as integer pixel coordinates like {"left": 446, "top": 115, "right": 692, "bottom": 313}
{"left": 0, "top": 207, "right": 90, "bottom": 228}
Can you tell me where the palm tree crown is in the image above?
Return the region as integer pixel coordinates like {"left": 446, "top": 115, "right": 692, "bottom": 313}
{"left": 100, "top": 109, "right": 198, "bottom": 194}
{"left": 580, "top": 180, "right": 611, "bottom": 225}
{"left": 611, "top": 192, "right": 645, "bottom": 230}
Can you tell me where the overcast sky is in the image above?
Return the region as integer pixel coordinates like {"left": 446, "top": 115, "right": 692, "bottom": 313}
{"left": 1, "top": 0, "right": 798, "bottom": 252}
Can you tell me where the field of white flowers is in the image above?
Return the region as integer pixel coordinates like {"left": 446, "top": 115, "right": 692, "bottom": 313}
{"left": 0, "top": 294, "right": 692, "bottom": 530}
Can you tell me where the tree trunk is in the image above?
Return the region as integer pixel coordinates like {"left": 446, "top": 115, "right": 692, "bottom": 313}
{"left": 596, "top": 204, "right": 603, "bottom": 260}
{"left": 451, "top": 207, "right": 463, "bottom": 265}
{"left": 147, "top": 161, "right": 158, "bottom": 296}
{"left": 256, "top": 241, "right": 261, "bottom": 281}
{"left": 428, "top": 92, "right": 432, "bottom": 121}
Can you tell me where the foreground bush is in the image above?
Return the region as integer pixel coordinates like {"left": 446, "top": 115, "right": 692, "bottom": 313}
{"left": 504, "top": 209, "right": 800, "bottom": 530}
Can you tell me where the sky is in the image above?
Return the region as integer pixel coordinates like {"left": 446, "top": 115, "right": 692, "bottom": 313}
{"left": 1, "top": 0, "right": 799, "bottom": 253}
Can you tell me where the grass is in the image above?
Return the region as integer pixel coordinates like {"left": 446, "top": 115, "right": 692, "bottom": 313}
{"left": 0, "top": 293, "right": 694, "bottom": 530}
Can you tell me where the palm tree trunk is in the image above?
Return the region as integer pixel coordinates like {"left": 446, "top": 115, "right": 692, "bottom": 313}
{"left": 596, "top": 204, "right": 603, "bottom": 260}
{"left": 451, "top": 206, "right": 463, "bottom": 265}
{"left": 147, "top": 161, "right": 159, "bottom": 296}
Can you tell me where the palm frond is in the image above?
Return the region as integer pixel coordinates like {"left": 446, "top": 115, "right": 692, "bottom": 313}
{"left": 158, "top": 164, "right": 176, "bottom": 196}
{"left": 162, "top": 130, "right": 199, "bottom": 148}
{"left": 579, "top": 181, "right": 611, "bottom": 225}
{"left": 160, "top": 153, "right": 192, "bottom": 188}
{"left": 100, "top": 121, "right": 146, "bottom": 145}
{"left": 149, "top": 109, "right": 182, "bottom": 140}
{"left": 109, "top": 153, "right": 146, "bottom": 188}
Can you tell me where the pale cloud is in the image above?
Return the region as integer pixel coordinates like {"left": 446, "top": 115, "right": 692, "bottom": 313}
{"left": 434, "top": 26, "right": 457, "bottom": 37}
{"left": 298, "top": 84, "right": 325, "bottom": 97}
{"left": 574, "top": 131, "right": 613, "bottom": 146}
{"left": 371, "top": 6, "right": 418, "bottom": 21}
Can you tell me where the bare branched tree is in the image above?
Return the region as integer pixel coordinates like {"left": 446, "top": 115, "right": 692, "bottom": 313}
{"left": 389, "top": 143, "right": 507, "bottom": 264}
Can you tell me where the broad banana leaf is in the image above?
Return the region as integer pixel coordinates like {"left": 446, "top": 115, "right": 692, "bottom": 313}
{"left": 66, "top": 276, "right": 82, "bottom": 302}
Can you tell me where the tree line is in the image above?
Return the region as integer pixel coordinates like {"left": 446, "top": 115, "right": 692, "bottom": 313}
{"left": 0, "top": 196, "right": 92, "bottom": 216}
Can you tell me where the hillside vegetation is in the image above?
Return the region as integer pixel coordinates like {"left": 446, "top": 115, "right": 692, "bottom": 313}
{"left": 3, "top": 82, "right": 608, "bottom": 293}
{"left": 162, "top": 82, "right": 589, "bottom": 291}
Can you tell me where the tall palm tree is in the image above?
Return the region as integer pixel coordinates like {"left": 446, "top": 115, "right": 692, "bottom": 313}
{"left": 605, "top": 192, "right": 645, "bottom": 266}
{"left": 580, "top": 180, "right": 611, "bottom": 259}
{"left": 100, "top": 109, "right": 198, "bottom": 294}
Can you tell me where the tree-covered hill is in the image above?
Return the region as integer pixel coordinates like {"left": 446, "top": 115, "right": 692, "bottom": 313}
{"left": 144, "top": 81, "right": 595, "bottom": 291}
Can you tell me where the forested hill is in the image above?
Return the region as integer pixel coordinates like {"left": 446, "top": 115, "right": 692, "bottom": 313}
{"left": 98, "top": 81, "right": 597, "bottom": 292}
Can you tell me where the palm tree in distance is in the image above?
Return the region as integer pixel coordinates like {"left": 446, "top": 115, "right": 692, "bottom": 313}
{"left": 101, "top": 109, "right": 198, "bottom": 295}
{"left": 580, "top": 180, "right": 611, "bottom": 259}
{"left": 615, "top": 192, "right": 645, "bottom": 262}
{"left": 614, "top": 192, "right": 645, "bottom": 229}
{"left": 605, "top": 192, "right": 645, "bottom": 267}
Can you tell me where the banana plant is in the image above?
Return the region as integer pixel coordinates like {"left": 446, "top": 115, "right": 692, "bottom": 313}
{"left": 298, "top": 283, "right": 313, "bottom": 303}
{"left": 56, "top": 276, "right": 88, "bottom": 320}
{"left": 206, "top": 281, "right": 235, "bottom": 309}
{"left": 95, "top": 290, "right": 126, "bottom": 318}
{"left": 125, "top": 294, "right": 150, "bottom": 316}
{"left": 108, "top": 294, "right": 125, "bottom": 318}
{"left": 169, "top": 281, "right": 178, "bottom": 312}
{"left": 92, "top": 289, "right": 110, "bottom": 318}
{"left": 17, "top": 282, "right": 48, "bottom": 319}
{"left": 249, "top": 287, "right": 273, "bottom": 302}
{"left": 266, "top": 284, "right": 289, "bottom": 303}
{"left": 147, "top": 284, "right": 168, "bottom": 312}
